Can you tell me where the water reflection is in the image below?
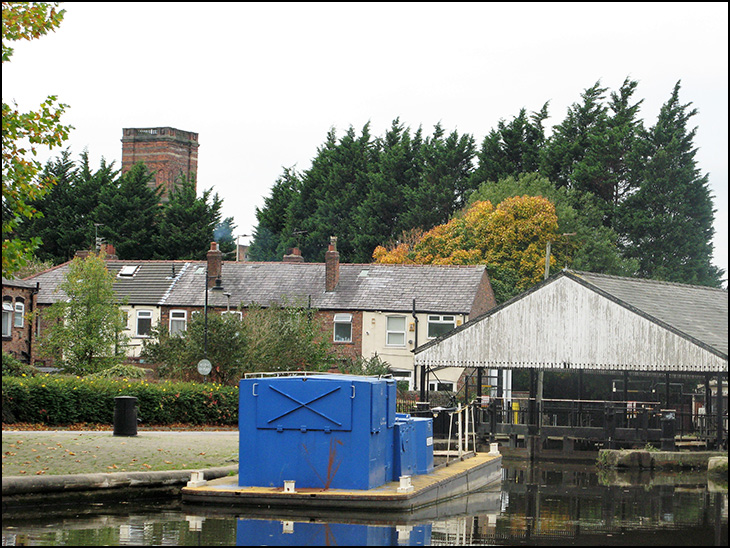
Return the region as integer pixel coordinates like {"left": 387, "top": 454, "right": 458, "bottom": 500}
{"left": 2, "top": 462, "right": 727, "bottom": 546}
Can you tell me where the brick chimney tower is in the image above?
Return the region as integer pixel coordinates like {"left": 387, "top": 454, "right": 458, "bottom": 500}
{"left": 206, "top": 241, "right": 222, "bottom": 288}
{"left": 121, "top": 127, "right": 199, "bottom": 201}
{"left": 325, "top": 236, "right": 339, "bottom": 292}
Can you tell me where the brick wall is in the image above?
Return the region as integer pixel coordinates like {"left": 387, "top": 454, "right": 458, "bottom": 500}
{"left": 317, "top": 310, "right": 363, "bottom": 361}
{"left": 2, "top": 284, "right": 37, "bottom": 364}
{"left": 469, "top": 270, "right": 498, "bottom": 317}
{"left": 121, "top": 127, "right": 199, "bottom": 200}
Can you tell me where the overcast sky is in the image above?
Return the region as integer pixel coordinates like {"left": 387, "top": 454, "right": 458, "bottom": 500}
{"left": 3, "top": 2, "right": 727, "bottom": 280}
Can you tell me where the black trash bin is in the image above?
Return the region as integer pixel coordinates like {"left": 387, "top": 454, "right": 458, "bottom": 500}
{"left": 114, "top": 396, "right": 138, "bottom": 436}
{"left": 660, "top": 411, "right": 676, "bottom": 451}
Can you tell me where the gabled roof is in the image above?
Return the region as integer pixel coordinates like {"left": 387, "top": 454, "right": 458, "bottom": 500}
{"left": 25, "top": 260, "right": 188, "bottom": 306}
{"left": 2, "top": 277, "right": 38, "bottom": 290}
{"left": 25, "top": 259, "right": 489, "bottom": 315}
{"left": 569, "top": 271, "right": 728, "bottom": 356}
{"left": 415, "top": 270, "right": 728, "bottom": 373}
{"left": 165, "top": 262, "right": 488, "bottom": 314}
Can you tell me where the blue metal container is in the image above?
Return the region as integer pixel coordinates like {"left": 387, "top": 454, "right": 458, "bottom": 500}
{"left": 236, "top": 518, "right": 432, "bottom": 546}
{"left": 411, "top": 416, "right": 434, "bottom": 474}
{"left": 238, "top": 374, "right": 396, "bottom": 490}
{"left": 393, "top": 414, "right": 417, "bottom": 478}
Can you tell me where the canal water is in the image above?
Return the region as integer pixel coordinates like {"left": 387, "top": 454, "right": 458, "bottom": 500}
{"left": 2, "top": 461, "right": 727, "bottom": 546}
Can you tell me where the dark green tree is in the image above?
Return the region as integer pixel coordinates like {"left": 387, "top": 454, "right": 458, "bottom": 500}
{"left": 571, "top": 78, "right": 644, "bottom": 226}
{"left": 401, "top": 123, "right": 477, "bottom": 231}
{"left": 541, "top": 81, "right": 609, "bottom": 192}
{"left": 248, "top": 167, "right": 301, "bottom": 261}
{"left": 281, "top": 124, "right": 376, "bottom": 262}
{"left": 353, "top": 119, "right": 423, "bottom": 261}
{"left": 616, "top": 82, "right": 723, "bottom": 286}
{"left": 95, "top": 162, "right": 161, "bottom": 260}
{"left": 15, "top": 149, "right": 118, "bottom": 263}
{"left": 471, "top": 104, "right": 549, "bottom": 186}
{"left": 154, "top": 174, "right": 224, "bottom": 260}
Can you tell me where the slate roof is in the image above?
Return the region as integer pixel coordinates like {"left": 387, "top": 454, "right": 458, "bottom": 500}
{"left": 25, "top": 260, "right": 488, "bottom": 314}
{"left": 25, "top": 260, "right": 189, "bottom": 306}
{"left": 2, "top": 277, "right": 39, "bottom": 290}
{"left": 166, "top": 262, "right": 488, "bottom": 314}
{"left": 569, "top": 270, "right": 728, "bottom": 357}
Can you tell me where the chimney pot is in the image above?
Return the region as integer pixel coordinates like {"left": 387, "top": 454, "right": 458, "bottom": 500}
{"left": 207, "top": 241, "right": 223, "bottom": 288}
{"left": 283, "top": 247, "right": 304, "bottom": 263}
{"left": 325, "top": 236, "right": 339, "bottom": 292}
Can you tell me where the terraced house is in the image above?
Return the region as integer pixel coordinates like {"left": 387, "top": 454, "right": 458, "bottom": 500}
{"left": 23, "top": 238, "right": 497, "bottom": 392}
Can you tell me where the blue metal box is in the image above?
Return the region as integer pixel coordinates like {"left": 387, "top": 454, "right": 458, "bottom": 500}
{"left": 411, "top": 416, "right": 434, "bottom": 474}
{"left": 238, "top": 374, "right": 396, "bottom": 490}
{"left": 393, "top": 414, "right": 417, "bottom": 478}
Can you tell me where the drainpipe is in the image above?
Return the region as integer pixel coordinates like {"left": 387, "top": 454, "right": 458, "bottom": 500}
{"left": 413, "top": 298, "right": 426, "bottom": 402}
{"left": 28, "top": 282, "right": 39, "bottom": 365}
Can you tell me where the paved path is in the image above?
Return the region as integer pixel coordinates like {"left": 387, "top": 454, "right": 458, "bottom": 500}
{"left": 2, "top": 430, "right": 240, "bottom": 496}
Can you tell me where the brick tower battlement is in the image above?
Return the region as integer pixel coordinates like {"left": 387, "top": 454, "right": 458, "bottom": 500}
{"left": 121, "top": 127, "right": 199, "bottom": 200}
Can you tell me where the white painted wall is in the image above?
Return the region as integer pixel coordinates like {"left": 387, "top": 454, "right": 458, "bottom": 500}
{"left": 362, "top": 311, "right": 468, "bottom": 390}
{"left": 120, "top": 305, "right": 161, "bottom": 357}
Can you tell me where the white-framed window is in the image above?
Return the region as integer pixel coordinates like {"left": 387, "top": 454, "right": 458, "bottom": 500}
{"left": 427, "top": 314, "right": 456, "bottom": 339}
{"left": 429, "top": 381, "right": 454, "bottom": 392}
{"left": 386, "top": 315, "right": 406, "bottom": 347}
{"left": 2, "top": 302, "right": 12, "bottom": 337}
{"left": 333, "top": 313, "right": 352, "bottom": 343}
{"left": 14, "top": 300, "right": 25, "bottom": 328}
{"left": 169, "top": 310, "right": 187, "bottom": 335}
{"left": 221, "top": 311, "right": 243, "bottom": 320}
{"left": 391, "top": 369, "right": 413, "bottom": 391}
{"left": 136, "top": 309, "right": 153, "bottom": 337}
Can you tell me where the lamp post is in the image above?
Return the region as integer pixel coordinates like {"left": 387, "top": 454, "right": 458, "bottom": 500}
{"left": 544, "top": 232, "right": 577, "bottom": 280}
{"left": 201, "top": 265, "right": 223, "bottom": 382}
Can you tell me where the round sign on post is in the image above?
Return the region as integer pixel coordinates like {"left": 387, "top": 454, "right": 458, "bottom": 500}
{"left": 197, "top": 359, "right": 212, "bottom": 378}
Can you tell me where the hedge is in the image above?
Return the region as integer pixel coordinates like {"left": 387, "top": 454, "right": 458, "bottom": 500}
{"left": 2, "top": 375, "right": 238, "bottom": 427}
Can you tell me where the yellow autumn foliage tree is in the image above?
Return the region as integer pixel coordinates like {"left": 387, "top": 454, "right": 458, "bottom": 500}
{"left": 373, "top": 196, "right": 559, "bottom": 292}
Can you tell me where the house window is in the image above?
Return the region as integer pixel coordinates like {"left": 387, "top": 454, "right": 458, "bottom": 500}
{"left": 221, "top": 311, "right": 243, "bottom": 320}
{"left": 136, "top": 310, "right": 153, "bottom": 337}
{"left": 169, "top": 310, "right": 187, "bottom": 335}
{"left": 333, "top": 313, "right": 352, "bottom": 343}
{"left": 386, "top": 316, "right": 406, "bottom": 347}
{"left": 2, "top": 302, "right": 12, "bottom": 338}
{"left": 428, "top": 315, "right": 456, "bottom": 339}
{"left": 429, "top": 381, "right": 454, "bottom": 392}
{"left": 14, "top": 300, "right": 25, "bottom": 328}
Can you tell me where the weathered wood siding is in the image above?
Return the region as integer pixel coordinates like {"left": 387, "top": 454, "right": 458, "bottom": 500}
{"left": 415, "top": 276, "right": 727, "bottom": 373}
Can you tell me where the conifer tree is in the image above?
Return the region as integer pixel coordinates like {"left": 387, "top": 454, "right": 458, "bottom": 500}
{"left": 471, "top": 104, "right": 549, "bottom": 186}
{"left": 155, "top": 175, "right": 224, "bottom": 260}
{"left": 541, "top": 81, "right": 609, "bottom": 192}
{"left": 401, "top": 123, "right": 476, "bottom": 231}
{"left": 353, "top": 119, "right": 422, "bottom": 262}
{"left": 95, "top": 162, "right": 161, "bottom": 260}
{"left": 616, "top": 82, "right": 723, "bottom": 286}
{"left": 248, "top": 167, "right": 301, "bottom": 261}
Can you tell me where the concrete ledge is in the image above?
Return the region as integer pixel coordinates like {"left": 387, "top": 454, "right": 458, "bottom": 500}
{"left": 707, "top": 456, "right": 728, "bottom": 480}
{"left": 598, "top": 449, "right": 726, "bottom": 470}
{"left": 2, "top": 465, "right": 238, "bottom": 496}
